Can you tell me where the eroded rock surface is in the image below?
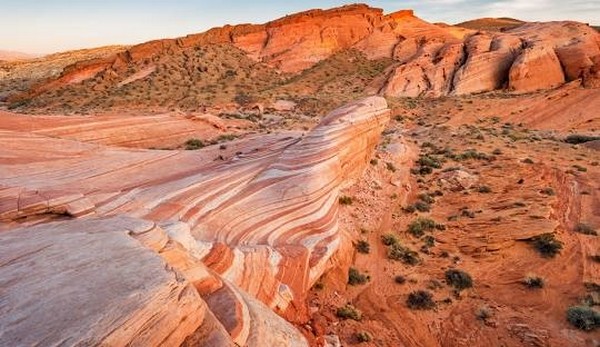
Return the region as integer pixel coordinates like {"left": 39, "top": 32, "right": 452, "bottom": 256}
{"left": 0, "top": 96, "right": 389, "bottom": 346}
{"left": 12, "top": 5, "right": 599, "bottom": 104}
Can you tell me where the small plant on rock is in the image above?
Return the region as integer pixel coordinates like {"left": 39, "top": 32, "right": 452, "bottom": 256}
{"left": 522, "top": 274, "right": 545, "bottom": 289}
{"left": 406, "top": 290, "right": 436, "bottom": 310}
{"left": 339, "top": 196, "right": 353, "bottom": 205}
{"left": 355, "top": 240, "right": 371, "bottom": 254}
{"left": 348, "top": 267, "right": 370, "bottom": 286}
{"left": 575, "top": 223, "right": 597, "bottom": 236}
{"left": 566, "top": 306, "right": 600, "bottom": 331}
{"left": 445, "top": 269, "right": 473, "bottom": 291}
{"left": 337, "top": 304, "right": 362, "bottom": 321}
{"left": 381, "top": 233, "right": 399, "bottom": 246}
{"left": 530, "top": 233, "right": 563, "bottom": 258}
{"left": 355, "top": 331, "right": 372, "bottom": 343}
{"left": 388, "top": 244, "right": 420, "bottom": 265}
{"left": 184, "top": 138, "right": 205, "bottom": 150}
{"left": 408, "top": 217, "right": 440, "bottom": 237}
{"left": 394, "top": 275, "right": 406, "bottom": 284}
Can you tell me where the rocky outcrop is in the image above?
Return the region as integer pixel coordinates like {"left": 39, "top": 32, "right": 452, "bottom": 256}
{"left": 9, "top": 5, "right": 600, "bottom": 104}
{"left": 509, "top": 45, "right": 565, "bottom": 92}
{"left": 384, "top": 21, "right": 600, "bottom": 97}
{"left": 0, "top": 216, "right": 233, "bottom": 347}
{"left": 0, "top": 97, "right": 390, "bottom": 345}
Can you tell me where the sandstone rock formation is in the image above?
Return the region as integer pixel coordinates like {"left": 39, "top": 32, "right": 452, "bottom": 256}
{"left": 9, "top": 4, "right": 599, "bottom": 108}
{"left": 0, "top": 97, "right": 390, "bottom": 345}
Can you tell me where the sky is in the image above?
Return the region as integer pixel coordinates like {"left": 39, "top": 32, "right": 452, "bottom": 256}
{"left": 1, "top": 0, "right": 598, "bottom": 54}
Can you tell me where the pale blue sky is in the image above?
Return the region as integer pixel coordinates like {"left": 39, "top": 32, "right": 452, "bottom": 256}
{"left": 1, "top": 0, "right": 598, "bottom": 54}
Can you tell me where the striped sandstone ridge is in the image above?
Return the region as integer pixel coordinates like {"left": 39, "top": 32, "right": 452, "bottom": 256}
{"left": 9, "top": 4, "right": 600, "bottom": 109}
{"left": 0, "top": 97, "right": 390, "bottom": 345}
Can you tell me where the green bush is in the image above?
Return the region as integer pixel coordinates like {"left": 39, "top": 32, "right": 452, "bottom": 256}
{"left": 418, "top": 155, "right": 442, "bottom": 169}
{"left": 413, "top": 201, "right": 431, "bottom": 212}
{"left": 406, "top": 290, "right": 435, "bottom": 310}
{"left": 381, "top": 233, "right": 399, "bottom": 246}
{"left": 388, "top": 244, "right": 420, "bottom": 265}
{"left": 337, "top": 304, "right": 362, "bottom": 320}
{"left": 566, "top": 306, "right": 600, "bottom": 331}
{"left": 348, "top": 267, "right": 370, "bottom": 286}
{"left": 445, "top": 269, "right": 473, "bottom": 290}
{"left": 386, "top": 162, "right": 397, "bottom": 172}
{"left": 530, "top": 233, "right": 563, "bottom": 258}
{"left": 184, "top": 138, "right": 205, "bottom": 150}
{"left": 418, "top": 193, "right": 436, "bottom": 204}
{"left": 408, "top": 217, "right": 439, "bottom": 237}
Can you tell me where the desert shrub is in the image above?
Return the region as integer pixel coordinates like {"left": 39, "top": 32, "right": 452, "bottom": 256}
{"left": 369, "top": 158, "right": 378, "bottom": 165}
{"left": 522, "top": 158, "right": 534, "bottom": 164}
{"left": 348, "top": 267, "right": 370, "bottom": 286}
{"left": 355, "top": 240, "right": 371, "bottom": 254}
{"left": 523, "top": 275, "right": 545, "bottom": 288}
{"left": 451, "top": 149, "right": 490, "bottom": 161}
{"left": 217, "top": 134, "right": 237, "bottom": 142}
{"left": 445, "top": 269, "right": 473, "bottom": 290}
{"left": 492, "top": 148, "right": 503, "bottom": 155}
{"left": 418, "top": 193, "right": 435, "bottom": 204}
{"left": 418, "top": 155, "right": 443, "bottom": 169}
{"left": 412, "top": 166, "right": 433, "bottom": 175}
{"left": 565, "top": 134, "right": 600, "bottom": 144}
{"left": 394, "top": 275, "right": 406, "bottom": 284}
{"left": 406, "top": 290, "right": 435, "bottom": 310}
{"left": 422, "top": 235, "right": 435, "bottom": 247}
{"left": 540, "top": 187, "right": 555, "bottom": 196}
{"left": 355, "top": 331, "right": 372, "bottom": 343}
{"left": 312, "top": 282, "right": 324, "bottom": 290}
{"left": 184, "top": 138, "right": 205, "bottom": 150}
{"left": 388, "top": 244, "right": 420, "bottom": 265}
{"left": 337, "top": 304, "right": 362, "bottom": 320}
{"left": 408, "top": 217, "right": 439, "bottom": 237}
{"left": 403, "top": 205, "right": 417, "bottom": 213}
{"left": 477, "top": 185, "right": 492, "bottom": 193}
{"left": 475, "top": 305, "right": 492, "bottom": 321}
{"left": 381, "top": 233, "right": 399, "bottom": 246}
{"left": 575, "top": 223, "right": 597, "bottom": 236}
{"left": 591, "top": 255, "right": 600, "bottom": 263}
{"left": 460, "top": 208, "right": 475, "bottom": 218}
{"left": 234, "top": 92, "right": 255, "bottom": 106}
{"left": 566, "top": 306, "right": 600, "bottom": 331}
{"left": 339, "top": 196, "right": 353, "bottom": 205}
{"left": 530, "top": 233, "right": 563, "bottom": 257}
{"left": 573, "top": 165, "right": 588, "bottom": 172}
{"left": 386, "top": 162, "right": 397, "bottom": 172}
{"left": 413, "top": 201, "right": 431, "bottom": 212}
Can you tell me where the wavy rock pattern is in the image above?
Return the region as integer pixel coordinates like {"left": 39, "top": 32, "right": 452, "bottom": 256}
{"left": 0, "top": 96, "right": 390, "bottom": 346}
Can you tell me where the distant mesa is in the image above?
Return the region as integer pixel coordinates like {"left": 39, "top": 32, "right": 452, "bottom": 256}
{"left": 0, "top": 49, "right": 39, "bottom": 62}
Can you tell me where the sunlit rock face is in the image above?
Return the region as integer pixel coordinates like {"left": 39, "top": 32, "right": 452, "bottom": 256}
{"left": 17, "top": 5, "right": 600, "bottom": 101}
{"left": 0, "top": 96, "right": 389, "bottom": 346}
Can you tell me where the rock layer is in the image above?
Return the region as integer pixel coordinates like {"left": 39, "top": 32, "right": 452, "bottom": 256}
{"left": 0, "top": 96, "right": 390, "bottom": 346}
{"left": 12, "top": 5, "right": 599, "bottom": 104}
